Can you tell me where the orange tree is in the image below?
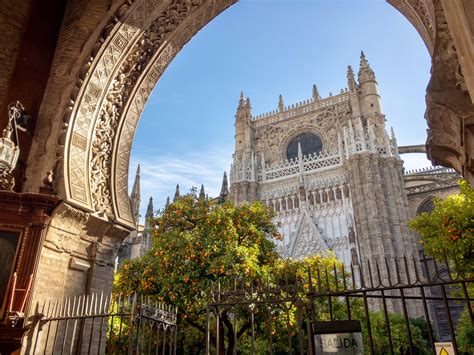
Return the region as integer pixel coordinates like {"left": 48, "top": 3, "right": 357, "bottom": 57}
{"left": 409, "top": 179, "right": 473, "bottom": 277}
{"left": 409, "top": 180, "right": 474, "bottom": 352}
{"left": 114, "top": 194, "right": 283, "bottom": 352}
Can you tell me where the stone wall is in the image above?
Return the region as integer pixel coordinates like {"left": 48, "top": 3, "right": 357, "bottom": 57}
{"left": 31, "top": 203, "right": 128, "bottom": 306}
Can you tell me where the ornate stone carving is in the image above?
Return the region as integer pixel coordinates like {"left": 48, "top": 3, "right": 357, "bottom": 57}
{"left": 425, "top": 0, "right": 474, "bottom": 183}
{"left": 62, "top": 0, "right": 237, "bottom": 226}
{"left": 313, "top": 106, "right": 337, "bottom": 130}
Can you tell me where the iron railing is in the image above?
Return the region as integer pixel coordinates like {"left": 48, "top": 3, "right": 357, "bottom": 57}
{"left": 206, "top": 255, "right": 473, "bottom": 354}
{"left": 27, "top": 293, "right": 177, "bottom": 354}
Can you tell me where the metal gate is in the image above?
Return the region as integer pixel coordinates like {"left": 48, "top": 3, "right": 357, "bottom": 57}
{"left": 205, "top": 256, "right": 473, "bottom": 354}
{"left": 28, "top": 293, "right": 177, "bottom": 354}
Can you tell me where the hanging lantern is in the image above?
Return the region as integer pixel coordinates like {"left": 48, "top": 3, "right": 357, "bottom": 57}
{"left": 0, "top": 102, "right": 23, "bottom": 190}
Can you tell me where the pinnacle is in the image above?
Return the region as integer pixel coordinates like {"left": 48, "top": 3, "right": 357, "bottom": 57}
{"left": 312, "top": 84, "right": 319, "bottom": 100}
{"left": 173, "top": 184, "right": 180, "bottom": 202}
{"left": 357, "top": 51, "right": 375, "bottom": 82}
{"left": 278, "top": 94, "right": 284, "bottom": 111}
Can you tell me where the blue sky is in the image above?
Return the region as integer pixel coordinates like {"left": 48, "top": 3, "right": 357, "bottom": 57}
{"left": 129, "top": 0, "right": 432, "bottom": 220}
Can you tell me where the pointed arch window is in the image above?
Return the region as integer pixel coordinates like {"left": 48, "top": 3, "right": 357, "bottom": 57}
{"left": 416, "top": 197, "right": 435, "bottom": 215}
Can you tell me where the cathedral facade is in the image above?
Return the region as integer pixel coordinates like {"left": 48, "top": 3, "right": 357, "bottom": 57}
{"left": 229, "top": 53, "right": 418, "bottom": 268}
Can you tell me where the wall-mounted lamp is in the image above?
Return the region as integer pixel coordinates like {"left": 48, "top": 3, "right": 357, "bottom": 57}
{"left": 0, "top": 102, "right": 24, "bottom": 190}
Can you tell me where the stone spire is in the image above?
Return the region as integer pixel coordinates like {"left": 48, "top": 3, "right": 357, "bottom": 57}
{"left": 130, "top": 164, "right": 141, "bottom": 225}
{"left": 199, "top": 184, "right": 206, "bottom": 199}
{"left": 347, "top": 65, "right": 357, "bottom": 91}
{"left": 145, "top": 197, "right": 154, "bottom": 220}
{"left": 312, "top": 84, "right": 320, "bottom": 100}
{"left": 236, "top": 91, "right": 252, "bottom": 123}
{"left": 218, "top": 171, "right": 229, "bottom": 202}
{"left": 239, "top": 90, "right": 245, "bottom": 108}
{"left": 165, "top": 196, "right": 170, "bottom": 208}
{"left": 278, "top": 94, "right": 284, "bottom": 112}
{"left": 173, "top": 184, "right": 180, "bottom": 202}
{"left": 358, "top": 51, "right": 375, "bottom": 82}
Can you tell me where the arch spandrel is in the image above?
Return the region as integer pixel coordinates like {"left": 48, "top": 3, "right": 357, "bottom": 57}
{"left": 63, "top": 0, "right": 237, "bottom": 228}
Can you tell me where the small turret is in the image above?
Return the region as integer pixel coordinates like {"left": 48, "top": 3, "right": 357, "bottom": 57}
{"left": 199, "top": 185, "right": 206, "bottom": 200}
{"left": 358, "top": 51, "right": 376, "bottom": 83}
{"left": 357, "top": 51, "right": 382, "bottom": 119}
{"left": 234, "top": 91, "right": 254, "bottom": 154}
{"left": 165, "top": 196, "right": 170, "bottom": 208}
{"left": 145, "top": 197, "right": 154, "bottom": 223}
{"left": 312, "top": 84, "right": 320, "bottom": 100}
{"left": 218, "top": 171, "right": 229, "bottom": 203}
{"left": 173, "top": 184, "right": 180, "bottom": 202}
{"left": 347, "top": 66, "right": 357, "bottom": 92}
{"left": 238, "top": 90, "right": 245, "bottom": 109}
{"left": 278, "top": 95, "right": 284, "bottom": 112}
{"left": 130, "top": 164, "right": 141, "bottom": 225}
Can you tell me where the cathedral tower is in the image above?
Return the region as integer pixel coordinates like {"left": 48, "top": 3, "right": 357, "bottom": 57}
{"left": 231, "top": 92, "right": 258, "bottom": 204}
{"left": 344, "top": 53, "right": 415, "bottom": 268}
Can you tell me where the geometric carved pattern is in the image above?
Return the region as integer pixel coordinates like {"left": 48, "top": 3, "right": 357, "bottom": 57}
{"left": 63, "top": 0, "right": 237, "bottom": 228}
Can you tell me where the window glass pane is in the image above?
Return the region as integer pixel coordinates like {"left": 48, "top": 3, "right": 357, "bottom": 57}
{"left": 286, "top": 133, "right": 323, "bottom": 160}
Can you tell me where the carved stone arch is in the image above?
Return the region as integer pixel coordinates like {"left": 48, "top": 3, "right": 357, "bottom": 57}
{"left": 60, "top": 0, "right": 236, "bottom": 228}
{"left": 416, "top": 195, "right": 436, "bottom": 215}
{"left": 281, "top": 127, "right": 327, "bottom": 162}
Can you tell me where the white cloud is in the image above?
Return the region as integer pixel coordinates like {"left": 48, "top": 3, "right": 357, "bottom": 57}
{"left": 129, "top": 147, "right": 233, "bottom": 220}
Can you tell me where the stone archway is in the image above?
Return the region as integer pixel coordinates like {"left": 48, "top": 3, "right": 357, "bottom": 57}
{"left": 1, "top": 1, "right": 471, "bottom": 351}
{"left": 57, "top": 0, "right": 236, "bottom": 229}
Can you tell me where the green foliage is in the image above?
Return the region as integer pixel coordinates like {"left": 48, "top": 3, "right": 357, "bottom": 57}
{"left": 363, "top": 312, "right": 431, "bottom": 354}
{"left": 409, "top": 180, "right": 473, "bottom": 354}
{"left": 457, "top": 306, "right": 474, "bottom": 354}
{"left": 114, "top": 195, "right": 284, "bottom": 352}
{"left": 409, "top": 180, "right": 474, "bottom": 277}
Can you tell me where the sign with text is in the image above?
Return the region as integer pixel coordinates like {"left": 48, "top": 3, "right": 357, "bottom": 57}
{"left": 435, "top": 342, "right": 455, "bottom": 355}
{"left": 311, "top": 320, "right": 364, "bottom": 354}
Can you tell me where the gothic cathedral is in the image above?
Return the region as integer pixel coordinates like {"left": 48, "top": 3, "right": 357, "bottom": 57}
{"left": 229, "top": 52, "right": 418, "bottom": 267}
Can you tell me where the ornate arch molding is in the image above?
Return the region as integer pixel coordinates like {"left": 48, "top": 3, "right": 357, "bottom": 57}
{"left": 61, "top": 0, "right": 236, "bottom": 228}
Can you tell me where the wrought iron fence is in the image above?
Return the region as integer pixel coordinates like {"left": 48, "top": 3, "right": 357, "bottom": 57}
{"left": 206, "top": 256, "right": 473, "bottom": 354}
{"left": 27, "top": 293, "right": 177, "bottom": 354}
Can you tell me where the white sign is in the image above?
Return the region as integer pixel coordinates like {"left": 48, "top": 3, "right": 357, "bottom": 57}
{"left": 314, "top": 332, "right": 364, "bottom": 354}
{"left": 435, "top": 342, "right": 455, "bottom": 355}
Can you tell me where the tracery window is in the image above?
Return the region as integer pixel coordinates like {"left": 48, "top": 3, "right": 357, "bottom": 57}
{"left": 286, "top": 133, "right": 323, "bottom": 161}
{"left": 416, "top": 197, "right": 435, "bottom": 215}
